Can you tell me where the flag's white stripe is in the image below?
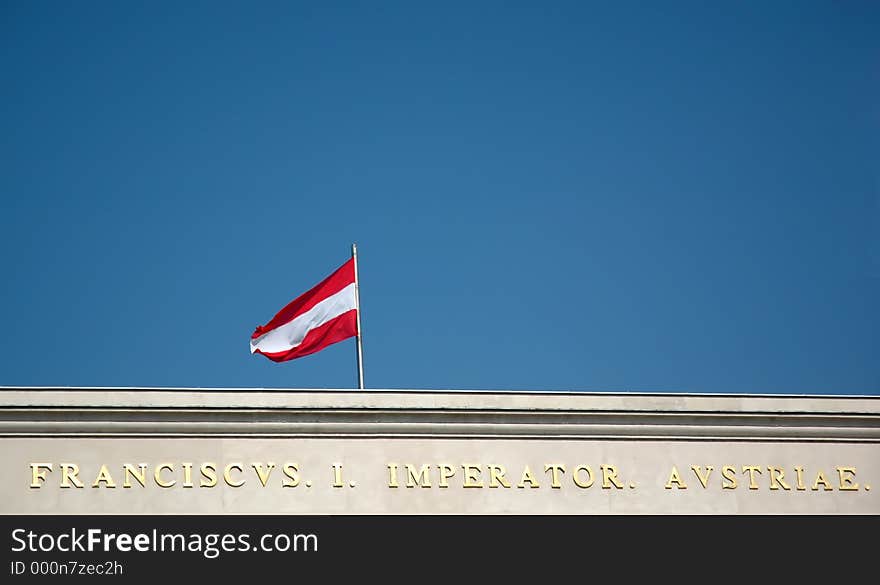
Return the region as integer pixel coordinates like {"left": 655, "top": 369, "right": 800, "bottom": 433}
{"left": 250, "top": 283, "right": 356, "bottom": 354}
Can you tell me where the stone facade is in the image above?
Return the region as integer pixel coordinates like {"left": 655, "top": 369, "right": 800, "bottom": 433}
{"left": 1, "top": 388, "right": 877, "bottom": 514}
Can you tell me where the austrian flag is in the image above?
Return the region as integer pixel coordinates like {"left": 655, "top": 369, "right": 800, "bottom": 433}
{"left": 250, "top": 257, "right": 359, "bottom": 362}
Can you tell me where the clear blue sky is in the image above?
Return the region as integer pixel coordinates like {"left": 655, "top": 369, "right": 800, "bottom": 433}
{"left": 1, "top": 2, "right": 877, "bottom": 394}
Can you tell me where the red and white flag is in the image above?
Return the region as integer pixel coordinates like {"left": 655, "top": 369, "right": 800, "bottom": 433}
{"left": 250, "top": 258, "right": 358, "bottom": 362}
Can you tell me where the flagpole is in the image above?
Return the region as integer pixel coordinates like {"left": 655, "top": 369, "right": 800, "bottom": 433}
{"left": 351, "top": 243, "right": 365, "bottom": 390}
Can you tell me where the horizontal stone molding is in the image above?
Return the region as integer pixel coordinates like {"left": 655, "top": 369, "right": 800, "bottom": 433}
{"left": 1, "top": 388, "right": 878, "bottom": 441}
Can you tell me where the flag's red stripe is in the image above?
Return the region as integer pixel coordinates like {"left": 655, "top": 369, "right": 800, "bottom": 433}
{"left": 252, "top": 309, "right": 357, "bottom": 362}
{"left": 251, "top": 258, "right": 355, "bottom": 340}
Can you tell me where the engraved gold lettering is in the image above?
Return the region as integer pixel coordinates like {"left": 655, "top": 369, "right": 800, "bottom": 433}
{"left": 691, "top": 466, "right": 714, "bottom": 489}
{"left": 721, "top": 465, "right": 737, "bottom": 490}
{"left": 252, "top": 462, "right": 276, "bottom": 487}
{"left": 768, "top": 467, "right": 791, "bottom": 491}
{"left": 517, "top": 465, "right": 540, "bottom": 489}
{"left": 387, "top": 463, "right": 399, "bottom": 488}
{"left": 29, "top": 463, "right": 52, "bottom": 489}
{"left": 545, "top": 464, "right": 565, "bottom": 489}
{"left": 60, "top": 463, "right": 84, "bottom": 488}
{"left": 282, "top": 463, "right": 300, "bottom": 487}
{"left": 223, "top": 463, "right": 245, "bottom": 487}
{"left": 92, "top": 464, "right": 116, "bottom": 488}
{"left": 155, "top": 463, "right": 176, "bottom": 488}
{"left": 438, "top": 464, "right": 455, "bottom": 488}
{"left": 812, "top": 470, "right": 833, "bottom": 491}
{"left": 837, "top": 467, "right": 858, "bottom": 491}
{"left": 742, "top": 466, "right": 762, "bottom": 490}
{"left": 200, "top": 463, "right": 218, "bottom": 488}
{"left": 462, "top": 464, "right": 483, "bottom": 488}
{"left": 601, "top": 465, "right": 623, "bottom": 489}
{"left": 794, "top": 466, "right": 806, "bottom": 490}
{"left": 488, "top": 465, "right": 510, "bottom": 488}
{"left": 406, "top": 464, "right": 432, "bottom": 488}
{"left": 121, "top": 464, "right": 167, "bottom": 488}
{"left": 573, "top": 465, "right": 594, "bottom": 488}
{"left": 182, "top": 463, "right": 194, "bottom": 488}
{"left": 665, "top": 466, "right": 687, "bottom": 489}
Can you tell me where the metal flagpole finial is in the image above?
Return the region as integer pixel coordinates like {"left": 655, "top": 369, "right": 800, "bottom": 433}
{"left": 351, "top": 243, "right": 365, "bottom": 390}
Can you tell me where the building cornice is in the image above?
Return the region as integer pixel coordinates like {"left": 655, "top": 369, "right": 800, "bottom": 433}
{"left": 1, "top": 387, "right": 878, "bottom": 441}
